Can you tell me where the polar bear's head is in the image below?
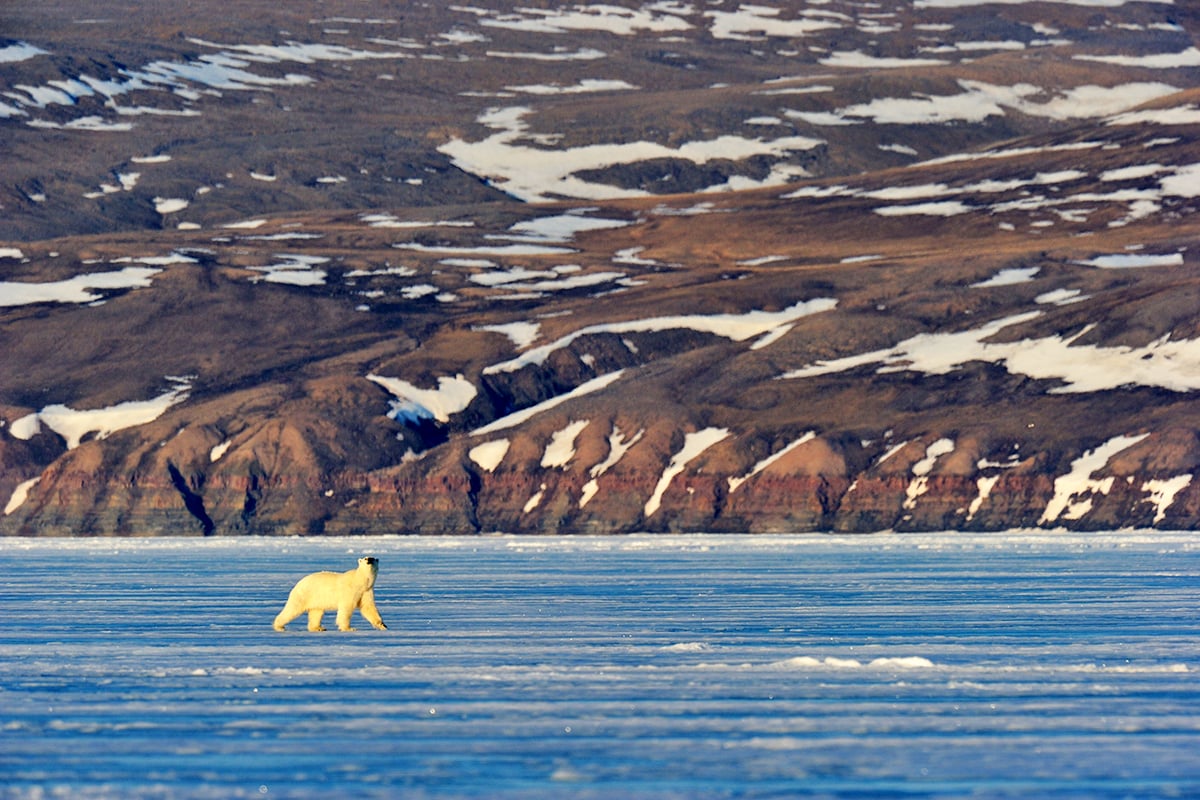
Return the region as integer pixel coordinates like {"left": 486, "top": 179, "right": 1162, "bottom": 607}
{"left": 358, "top": 556, "right": 379, "bottom": 574}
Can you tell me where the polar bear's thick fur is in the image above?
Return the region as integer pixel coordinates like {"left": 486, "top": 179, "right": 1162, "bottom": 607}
{"left": 273, "top": 556, "right": 388, "bottom": 632}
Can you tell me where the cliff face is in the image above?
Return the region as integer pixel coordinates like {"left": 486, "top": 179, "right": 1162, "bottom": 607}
{"left": 3, "top": 0, "right": 1200, "bottom": 535}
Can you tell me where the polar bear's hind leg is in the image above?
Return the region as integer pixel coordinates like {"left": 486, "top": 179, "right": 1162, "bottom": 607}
{"left": 273, "top": 592, "right": 306, "bottom": 631}
{"left": 307, "top": 609, "right": 327, "bottom": 632}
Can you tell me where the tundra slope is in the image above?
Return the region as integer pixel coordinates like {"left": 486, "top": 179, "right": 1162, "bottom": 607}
{"left": 1, "top": 0, "right": 1199, "bottom": 534}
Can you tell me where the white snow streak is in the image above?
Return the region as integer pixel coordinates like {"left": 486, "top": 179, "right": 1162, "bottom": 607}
{"left": 10, "top": 380, "right": 191, "bottom": 450}
{"left": 542, "top": 420, "right": 590, "bottom": 468}
{"left": 904, "top": 439, "right": 956, "bottom": 510}
{"left": 581, "top": 425, "right": 644, "bottom": 508}
{"left": 1142, "top": 475, "right": 1192, "bottom": 523}
{"left": 0, "top": 267, "right": 162, "bottom": 307}
{"left": 472, "top": 371, "right": 625, "bottom": 435}
{"left": 486, "top": 299, "right": 837, "bottom": 374}
{"left": 728, "top": 432, "right": 816, "bottom": 493}
{"left": 469, "top": 439, "right": 511, "bottom": 473}
{"left": 645, "top": 427, "right": 730, "bottom": 517}
{"left": 1040, "top": 434, "right": 1149, "bottom": 524}
{"left": 4, "top": 477, "right": 40, "bottom": 515}
{"left": 367, "top": 374, "right": 477, "bottom": 424}
{"left": 780, "top": 311, "right": 1200, "bottom": 394}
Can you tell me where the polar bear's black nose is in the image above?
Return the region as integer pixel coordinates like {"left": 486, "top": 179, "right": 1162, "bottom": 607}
{"left": 365, "top": 557, "right": 378, "bottom": 564}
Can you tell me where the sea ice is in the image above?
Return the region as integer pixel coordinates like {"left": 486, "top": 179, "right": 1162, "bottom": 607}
{"left": 1, "top": 534, "right": 1197, "bottom": 798}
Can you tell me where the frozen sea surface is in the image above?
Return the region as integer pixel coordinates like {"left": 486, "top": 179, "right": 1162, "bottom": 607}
{"left": 1, "top": 532, "right": 1198, "bottom": 799}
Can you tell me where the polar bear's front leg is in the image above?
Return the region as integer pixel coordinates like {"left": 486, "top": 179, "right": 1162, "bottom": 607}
{"left": 307, "top": 609, "right": 327, "bottom": 632}
{"left": 336, "top": 604, "right": 356, "bottom": 632}
{"left": 359, "top": 590, "right": 388, "bottom": 630}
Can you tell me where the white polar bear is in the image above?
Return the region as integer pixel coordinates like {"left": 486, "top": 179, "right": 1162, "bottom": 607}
{"left": 273, "top": 556, "right": 388, "bottom": 632}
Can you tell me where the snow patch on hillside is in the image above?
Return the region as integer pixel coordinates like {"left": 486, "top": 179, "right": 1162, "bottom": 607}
{"left": 728, "top": 432, "right": 816, "bottom": 493}
{"left": 0, "top": 266, "right": 161, "bottom": 307}
{"left": 477, "top": 321, "right": 541, "bottom": 349}
{"left": 486, "top": 298, "right": 837, "bottom": 374}
{"left": 9, "top": 378, "right": 191, "bottom": 450}
{"left": 470, "top": 439, "right": 511, "bottom": 473}
{"left": 904, "top": 439, "right": 956, "bottom": 510}
{"left": 472, "top": 371, "right": 625, "bottom": 435}
{"left": 1142, "top": 475, "right": 1192, "bottom": 523}
{"left": 645, "top": 427, "right": 730, "bottom": 517}
{"left": 4, "top": 477, "right": 41, "bottom": 516}
{"left": 466, "top": 4, "right": 692, "bottom": 35}
{"left": 781, "top": 307, "right": 1200, "bottom": 394}
{"left": 1040, "top": 434, "right": 1149, "bottom": 524}
{"left": 542, "top": 420, "right": 590, "bottom": 468}
{"left": 440, "top": 106, "right": 824, "bottom": 203}
{"left": 367, "top": 374, "right": 478, "bottom": 424}
{"left": 581, "top": 425, "right": 644, "bottom": 508}
{"left": 0, "top": 42, "right": 47, "bottom": 63}
{"left": 790, "top": 80, "right": 1177, "bottom": 127}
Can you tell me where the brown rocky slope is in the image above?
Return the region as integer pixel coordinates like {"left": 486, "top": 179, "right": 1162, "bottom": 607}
{"left": 2, "top": 0, "right": 1199, "bottom": 534}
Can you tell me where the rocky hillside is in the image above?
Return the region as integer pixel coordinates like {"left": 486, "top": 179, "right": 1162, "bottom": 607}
{"left": 2, "top": 0, "right": 1199, "bottom": 535}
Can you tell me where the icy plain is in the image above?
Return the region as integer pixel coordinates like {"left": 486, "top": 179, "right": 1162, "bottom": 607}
{"left": 1, "top": 533, "right": 1197, "bottom": 799}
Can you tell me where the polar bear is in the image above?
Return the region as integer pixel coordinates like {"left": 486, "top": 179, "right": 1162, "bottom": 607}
{"left": 273, "top": 556, "right": 388, "bottom": 632}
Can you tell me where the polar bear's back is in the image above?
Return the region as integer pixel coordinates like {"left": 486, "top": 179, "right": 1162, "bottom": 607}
{"left": 287, "top": 569, "right": 349, "bottom": 610}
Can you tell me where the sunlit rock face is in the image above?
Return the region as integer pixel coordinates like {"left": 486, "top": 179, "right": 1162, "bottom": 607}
{"left": 3, "top": 0, "right": 1200, "bottom": 534}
